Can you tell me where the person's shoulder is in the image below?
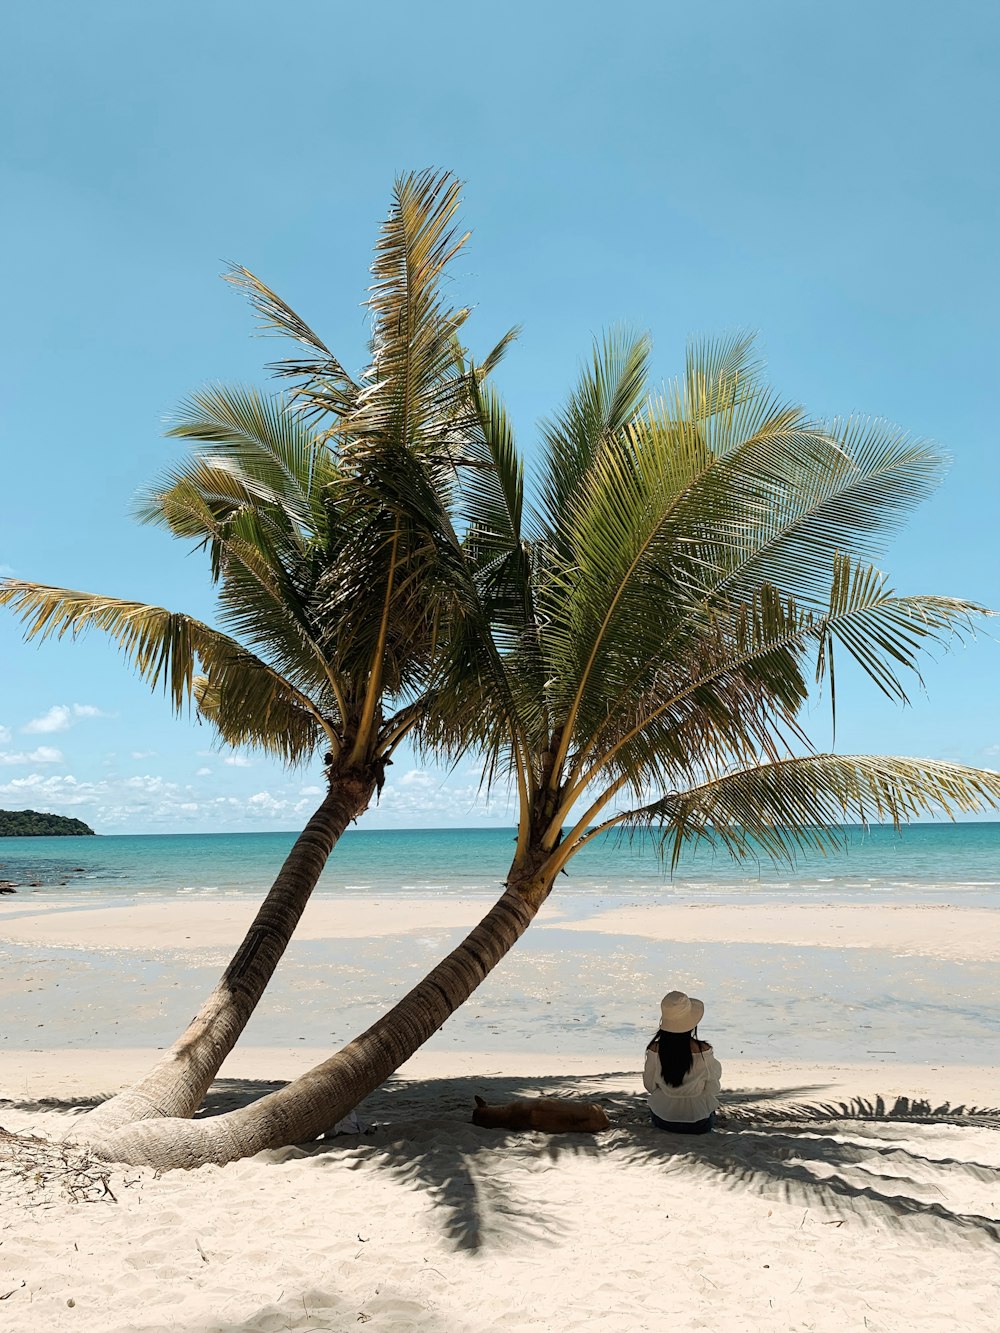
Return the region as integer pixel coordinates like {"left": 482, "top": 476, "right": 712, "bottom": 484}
{"left": 693, "top": 1040, "right": 713, "bottom": 1052}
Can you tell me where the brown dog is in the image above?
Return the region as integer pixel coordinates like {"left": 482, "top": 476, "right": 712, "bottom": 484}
{"left": 472, "top": 1094, "right": 610, "bottom": 1134}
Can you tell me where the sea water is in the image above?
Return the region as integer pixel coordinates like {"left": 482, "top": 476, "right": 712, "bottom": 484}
{"left": 2, "top": 822, "right": 1000, "bottom": 907}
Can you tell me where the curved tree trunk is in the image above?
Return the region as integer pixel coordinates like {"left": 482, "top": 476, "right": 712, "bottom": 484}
{"left": 83, "top": 767, "right": 377, "bottom": 1138}
{"left": 87, "top": 868, "right": 553, "bottom": 1170}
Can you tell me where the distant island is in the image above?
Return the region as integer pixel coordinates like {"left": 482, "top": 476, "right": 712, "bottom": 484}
{"left": 0, "top": 809, "right": 96, "bottom": 837}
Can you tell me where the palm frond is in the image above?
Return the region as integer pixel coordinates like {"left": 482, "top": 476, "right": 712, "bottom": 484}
{"left": 194, "top": 652, "right": 329, "bottom": 765}
{"left": 714, "top": 417, "right": 945, "bottom": 609}
{"left": 615, "top": 754, "right": 1000, "bottom": 868}
{"left": 476, "top": 325, "right": 521, "bottom": 380}
{"left": 157, "top": 385, "right": 329, "bottom": 529}
{"left": 570, "top": 562, "right": 987, "bottom": 804}
{"left": 353, "top": 168, "right": 473, "bottom": 451}
{"left": 129, "top": 378, "right": 372, "bottom": 711}
{"left": 539, "top": 327, "right": 651, "bottom": 534}
{"left": 224, "top": 264, "right": 359, "bottom": 418}
{"left": 815, "top": 556, "right": 986, "bottom": 703}
{"left": 0, "top": 581, "right": 332, "bottom": 748}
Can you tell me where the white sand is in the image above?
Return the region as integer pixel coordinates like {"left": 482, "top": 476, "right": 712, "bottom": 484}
{"left": 559, "top": 901, "right": 1000, "bottom": 962}
{"left": 0, "top": 896, "right": 493, "bottom": 949}
{"left": 2, "top": 897, "right": 999, "bottom": 1331}
{"left": 3, "top": 895, "right": 997, "bottom": 961}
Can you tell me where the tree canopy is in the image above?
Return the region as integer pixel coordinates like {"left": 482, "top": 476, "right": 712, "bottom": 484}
{"left": 0, "top": 809, "right": 95, "bottom": 837}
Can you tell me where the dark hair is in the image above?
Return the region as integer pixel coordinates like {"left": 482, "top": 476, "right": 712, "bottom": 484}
{"left": 655, "top": 1028, "right": 695, "bottom": 1088}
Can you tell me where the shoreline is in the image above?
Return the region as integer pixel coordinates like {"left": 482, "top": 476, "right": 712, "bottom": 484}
{"left": 2, "top": 893, "right": 998, "bottom": 959}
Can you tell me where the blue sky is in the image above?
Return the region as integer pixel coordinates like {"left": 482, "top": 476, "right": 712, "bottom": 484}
{"left": 1, "top": 0, "right": 997, "bottom": 833}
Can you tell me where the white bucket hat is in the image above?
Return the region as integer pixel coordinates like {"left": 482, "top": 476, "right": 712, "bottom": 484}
{"left": 659, "top": 990, "right": 704, "bottom": 1033}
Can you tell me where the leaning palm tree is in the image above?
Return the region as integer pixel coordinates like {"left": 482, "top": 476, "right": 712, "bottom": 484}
{"left": 87, "top": 332, "right": 1000, "bottom": 1170}
{"left": 0, "top": 170, "right": 508, "bottom": 1135}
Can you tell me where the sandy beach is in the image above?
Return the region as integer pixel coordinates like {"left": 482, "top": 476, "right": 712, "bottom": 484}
{"left": 2, "top": 893, "right": 999, "bottom": 1332}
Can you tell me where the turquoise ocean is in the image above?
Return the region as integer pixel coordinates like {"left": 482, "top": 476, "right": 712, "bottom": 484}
{"left": 2, "top": 822, "right": 1000, "bottom": 908}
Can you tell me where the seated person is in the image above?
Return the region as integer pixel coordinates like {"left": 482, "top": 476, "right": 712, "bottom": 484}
{"left": 643, "top": 990, "right": 722, "bottom": 1134}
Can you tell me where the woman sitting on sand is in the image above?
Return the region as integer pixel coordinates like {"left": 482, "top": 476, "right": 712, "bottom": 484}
{"left": 643, "top": 990, "right": 722, "bottom": 1134}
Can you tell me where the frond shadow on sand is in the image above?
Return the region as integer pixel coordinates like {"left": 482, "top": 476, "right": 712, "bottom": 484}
{"left": 202, "top": 1071, "right": 1000, "bottom": 1253}
{"left": 4, "top": 1072, "right": 998, "bottom": 1255}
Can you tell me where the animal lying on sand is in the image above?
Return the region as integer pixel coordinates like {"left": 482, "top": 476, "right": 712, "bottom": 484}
{"left": 472, "top": 1095, "right": 610, "bottom": 1133}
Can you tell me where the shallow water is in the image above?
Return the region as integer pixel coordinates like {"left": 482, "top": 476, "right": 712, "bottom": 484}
{"left": 2, "top": 822, "right": 1000, "bottom": 907}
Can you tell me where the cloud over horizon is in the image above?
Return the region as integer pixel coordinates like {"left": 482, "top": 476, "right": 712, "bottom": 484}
{"left": 0, "top": 761, "right": 519, "bottom": 833}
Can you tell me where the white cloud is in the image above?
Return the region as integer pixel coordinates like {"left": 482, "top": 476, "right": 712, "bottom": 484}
{"left": 196, "top": 766, "right": 212, "bottom": 777}
{"left": 374, "top": 771, "right": 514, "bottom": 823}
{"left": 22, "top": 702, "right": 111, "bottom": 735}
{"left": 0, "top": 754, "right": 515, "bottom": 834}
{"left": 0, "top": 768, "right": 316, "bottom": 832}
{"left": 222, "top": 755, "right": 252, "bottom": 768}
{"left": 0, "top": 746, "right": 65, "bottom": 766}
{"left": 247, "top": 791, "right": 289, "bottom": 815}
{"left": 23, "top": 705, "right": 73, "bottom": 734}
{"left": 0, "top": 725, "right": 10, "bottom": 744}
{"left": 131, "top": 750, "right": 158, "bottom": 760}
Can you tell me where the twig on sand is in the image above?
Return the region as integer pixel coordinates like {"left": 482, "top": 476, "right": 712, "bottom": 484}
{"left": 0, "top": 1125, "right": 121, "bottom": 1206}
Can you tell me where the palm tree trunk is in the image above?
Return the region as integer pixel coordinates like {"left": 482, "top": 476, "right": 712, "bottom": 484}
{"left": 87, "top": 869, "right": 552, "bottom": 1170}
{"left": 82, "top": 767, "right": 377, "bottom": 1137}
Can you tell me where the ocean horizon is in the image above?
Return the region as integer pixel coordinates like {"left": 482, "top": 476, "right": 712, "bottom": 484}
{"left": 2, "top": 821, "right": 1000, "bottom": 908}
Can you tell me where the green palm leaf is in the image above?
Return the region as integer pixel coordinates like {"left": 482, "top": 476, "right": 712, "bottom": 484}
{"left": 616, "top": 754, "right": 1000, "bottom": 868}
{"left": 193, "top": 655, "right": 326, "bottom": 766}
{"left": 539, "top": 327, "right": 651, "bottom": 538}
{"left": 224, "top": 264, "right": 359, "bottom": 419}
{"left": 353, "top": 168, "right": 473, "bottom": 451}
{"left": 0, "top": 581, "right": 334, "bottom": 747}
{"left": 571, "top": 561, "right": 987, "bottom": 804}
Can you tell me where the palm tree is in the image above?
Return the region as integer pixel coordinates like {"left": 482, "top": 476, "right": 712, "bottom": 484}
{"left": 85, "top": 332, "right": 1000, "bottom": 1170}
{"left": 0, "top": 170, "right": 509, "bottom": 1136}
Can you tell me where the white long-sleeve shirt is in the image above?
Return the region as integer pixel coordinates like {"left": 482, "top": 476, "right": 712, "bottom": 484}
{"left": 643, "top": 1045, "right": 722, "bottom": 1123}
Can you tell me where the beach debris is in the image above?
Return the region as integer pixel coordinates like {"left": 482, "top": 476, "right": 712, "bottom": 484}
{"left": 0, "top": 1126, "right": 120, "bottom": 1206}
{"left": 324, "top": 1110, "right": 366, "bottom": 1138}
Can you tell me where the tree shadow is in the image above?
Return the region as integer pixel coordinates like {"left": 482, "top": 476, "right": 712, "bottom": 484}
{"left": 0, "top": 1093, "right": 106, "bottom": 1116}
{"left": 274, "top": 1073, "right": 1000, "bottom": 1253}
{"left": 4, "top": 1072, "right": 998, "bottom": 1256}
